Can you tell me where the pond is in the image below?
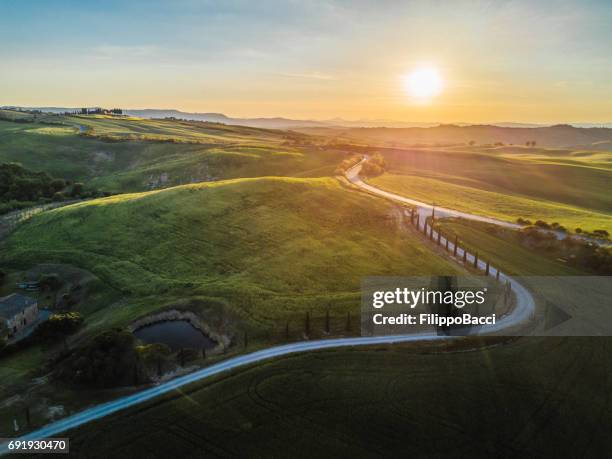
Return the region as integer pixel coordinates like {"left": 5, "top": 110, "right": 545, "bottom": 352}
{"left": 133, "top": 320, "right": 217, "bottom": 351}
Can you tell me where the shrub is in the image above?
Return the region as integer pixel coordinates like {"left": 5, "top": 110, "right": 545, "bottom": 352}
{"left": 71, "top": 182, "right": 84, "bottom": 197}
{"left": 35, "top": 312, "right": 83, "bottom": 342}
{"left": 50, "top": 178, "right": 66, "bottom": 192}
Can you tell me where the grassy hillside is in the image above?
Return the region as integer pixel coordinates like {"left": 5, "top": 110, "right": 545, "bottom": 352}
{"left": 1, "top": 177, "right": 459, "bottom": 335}
{"left": 64, "top": 337, "right": 612, "bottom": 458}
{"left": 370, "top": 174, "right": 611, "bottom": 233}
{"left": 67, "top": 115, "right": 293, "bottom": 144}
{"left": 435, "top": 219, "right": 581, "bottom": 276}
{"left": 0, "top": 113, "right": 336, "bottom": 193}
{"left": 366, "top": 146, "right": 612, "bottom": 233}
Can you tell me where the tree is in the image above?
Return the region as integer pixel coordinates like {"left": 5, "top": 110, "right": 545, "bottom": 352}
{"left": 35, "top": 312, "right": 83, "bottom": 342}
{"left": 360, "top": 153, "right": 387, "bottom": 178}
{"left": 50, "top": 178, "right": 66, "bottom": 193}
{"left": 71, "top": 182, "right": 84, "bottom": 197}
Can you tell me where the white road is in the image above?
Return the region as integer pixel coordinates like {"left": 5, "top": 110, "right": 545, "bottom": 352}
{"left": 345, "top": 158, "right": 521, "bottom": 229}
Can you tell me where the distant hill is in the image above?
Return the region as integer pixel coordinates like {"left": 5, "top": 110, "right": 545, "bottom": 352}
{"left": 3, "top": 107, "right": 611, "bottom": 147}
{"left": 6, "top": 106, "right": 611, "bottom": 130}
{"left": 298, "top": 124, "right": 612, "bottom": 149}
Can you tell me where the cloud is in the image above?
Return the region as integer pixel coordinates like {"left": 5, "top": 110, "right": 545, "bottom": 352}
{"left": 276, "top": 71, "right": 336, "bottom": 80}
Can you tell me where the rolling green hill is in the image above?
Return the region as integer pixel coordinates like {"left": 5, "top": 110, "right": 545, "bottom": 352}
{"left": 1, "top": 177, "right": 459, "bottom": 336}
{"left": 366, "top": 146, "right": 612, "bottom": 233}
{"left": 0, "top": 112, "right": 336, "bottom": 194}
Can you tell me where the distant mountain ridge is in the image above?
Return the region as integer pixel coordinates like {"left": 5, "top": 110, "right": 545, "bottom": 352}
{"left": 4, "top": 106, "right": 612, "bottom": 130}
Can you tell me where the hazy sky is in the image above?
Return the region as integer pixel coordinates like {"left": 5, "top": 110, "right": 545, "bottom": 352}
{"left": 2, "top": 0, "right": 611, "bottom": 122}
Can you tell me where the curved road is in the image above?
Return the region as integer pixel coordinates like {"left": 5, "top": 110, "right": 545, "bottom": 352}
{"left": 0, "top": 163, "right": 536, "bottom": 454}
{"left": 346, "top": 157, "right": 521, "bottom": 229}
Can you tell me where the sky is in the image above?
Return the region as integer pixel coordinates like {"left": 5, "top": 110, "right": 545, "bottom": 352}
{"left": 1, "top": 0, "right": 611, "bottom": 123}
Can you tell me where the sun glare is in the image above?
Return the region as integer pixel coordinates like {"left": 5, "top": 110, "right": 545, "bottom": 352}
{"left": 403, "top": 67, "right": 443, "bottom": 101}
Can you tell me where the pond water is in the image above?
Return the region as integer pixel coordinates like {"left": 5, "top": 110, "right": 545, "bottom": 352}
{"left": 133, "top": 320, "right": 217, "bottom": 351}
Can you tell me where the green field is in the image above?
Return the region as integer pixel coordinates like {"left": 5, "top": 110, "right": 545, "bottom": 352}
{"left": 367, "top": 146, "right": 612, "bottom": 233}
{"left": 2, "top": 112, "right": 610, "bottom": 453}
{"left": 435, "top": 219, "right": 580, "bottom": 276}
{"left": 62, "top": 337, "right": 612, "bottom": 458}
{"left": 1, "top": 177, "right": 459, "bottom": 338}
{"left": 0, "top": 113, "right": 336, "bottom": 193}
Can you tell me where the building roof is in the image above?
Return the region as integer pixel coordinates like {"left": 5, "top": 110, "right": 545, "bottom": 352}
{"left": 0, "top": 293, "right": 37, "bottom": 318}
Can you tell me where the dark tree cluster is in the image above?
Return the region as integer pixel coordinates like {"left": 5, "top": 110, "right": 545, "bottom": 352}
{"left": 79, "top": 107, "right": 122, "bottom": 115}
{"left": 34, "top": 312, "right": 83, "bottom": 343}
{"left": 54, "top": 329, "right": 174, "bottom": 388}
{"left": 0, "top": 163, "right": 64, "bottom": 203}
{"left": 517, "top": 227, "right": 612, "bottom": 275}
{"left": 54, "top": 329, "right": 141, "bottom": 388}
{"left": 0, "top": 163, "right": 103, "bottom": 214}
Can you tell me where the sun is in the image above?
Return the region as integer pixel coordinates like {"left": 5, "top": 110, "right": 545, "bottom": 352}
{"left": 403, "top": 67, "right": 443, "bottom": 100}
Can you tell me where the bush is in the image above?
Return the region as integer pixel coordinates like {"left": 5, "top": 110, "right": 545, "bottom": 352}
{"left": 71, "top": 182, "right": 84, "bottom": 197}
{"left": 534, "top": 220, "right": 550, "bottom": 229}
{"left": 34, "top": 312, "right": 83, "bottom": 342}
{"left": 50, "top": 178, "right": 66, "bottom": 192}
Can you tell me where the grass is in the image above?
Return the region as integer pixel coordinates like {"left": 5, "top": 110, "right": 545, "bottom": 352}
{"left": 66, "top": 115, "right": 291, "bottom": 145}
{"left": 435, "top": 219, "right": 581, "bottom": 276}
{"left": 1, "top": 177, "right": 460, "bottom": 337}
{"left": 366, "top": 146, "right": 612, "bottom": 233}
{"left": 60, "top": 337, "right": 612, "bottom": 458}
{"left": 369, "top": 173, "right": 612, "bottom": 233}
{"left": 0, "top": 113, "right": 337, "bottom": 193}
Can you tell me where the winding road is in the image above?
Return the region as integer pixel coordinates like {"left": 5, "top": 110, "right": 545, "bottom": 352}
{"left": 346, "top": 157, "right": 521, "bottom": 229}
{"left": 0, "top": 160, "right": 536, "bottom": 454}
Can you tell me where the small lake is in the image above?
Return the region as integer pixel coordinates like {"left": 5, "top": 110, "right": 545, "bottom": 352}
{"left": 134, "top": 320, "right": 217, "bottom": 351}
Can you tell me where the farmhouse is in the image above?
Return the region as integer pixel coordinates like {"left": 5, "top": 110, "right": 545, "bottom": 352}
{"left": 0, "top": 293, "right": 39, "bottom": 338}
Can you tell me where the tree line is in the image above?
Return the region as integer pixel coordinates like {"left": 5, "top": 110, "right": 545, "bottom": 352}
{"left": 0, "top": 163, "right": 106, "bottom": 215}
